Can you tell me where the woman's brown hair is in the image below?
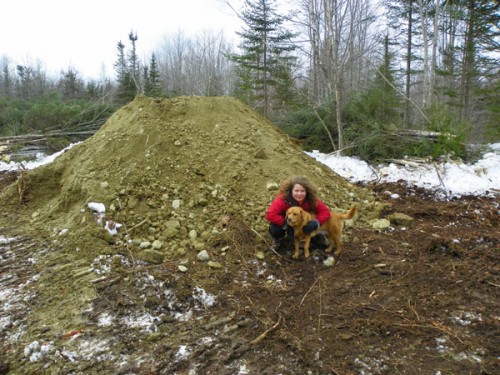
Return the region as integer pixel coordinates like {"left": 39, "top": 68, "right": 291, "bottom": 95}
{"left": 278, "top": 176, "right": 319, "bottom": 207}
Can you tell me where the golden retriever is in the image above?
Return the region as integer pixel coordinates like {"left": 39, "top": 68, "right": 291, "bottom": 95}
{"left": 285, "top": 206, "right": 356, "bottom": 259}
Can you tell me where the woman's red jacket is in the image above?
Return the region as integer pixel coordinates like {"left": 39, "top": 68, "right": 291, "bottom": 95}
{"left": 265, "top": 194, "right": 331, "bottom": 227}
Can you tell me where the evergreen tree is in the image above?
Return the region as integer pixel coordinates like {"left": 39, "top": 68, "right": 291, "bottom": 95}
{"left": 371, "top": 35, "right": 402, "bottom": 124}
{"left": 385, "top": 0, "right": 422, "bottom": 127}
{"left": 228, "top": 0, "right": 297, "bottom": 117}
{"left": 114, "top": 34, "right": 140, "bottom": 105}
{"left": 0, "top": 60, "right": 13, "bottom": 98}
{"left": 58, "top": 68, "right": 85, "bottom": 100}
{"left": 143, "top": 53, "right": 162, "bottom": 97}
{"left": 458, "top": 0, "right": 499, "bottom": 122}
{"left": 16, "top": 65, "right": 35, "bottom": 100}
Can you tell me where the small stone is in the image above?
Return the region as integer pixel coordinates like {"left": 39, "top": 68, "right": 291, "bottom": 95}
{"left": 323, "top": 256, "right": 335, "bottom": 266}
{"left": 266, "top": 182, "right": 279, "bottom": 191}
{"left": 138, "top": 249, "right": 165, "bottom": 264}
{"left": 127, "top": 196, "right": 139, "bottom": 209}
{"left": 140, "top": 241, "right": 152, "bottom": 249}
{"left": 192, "top": 241, "right": 206, "bottom": 251}
{"left": 188, "top": 230, "right": 198, "bottom": 240}
{"left": 164, "top": 227, "right": 179, "bottom": 238}
{"left": 207, "top": 261, "right": 222, "bottom": 269}
{"left": 388, "top": 213, "right": 414, "bottom": 227}
{"left": 152, "top": 240, "right": 162, "bottom": 250}
{"left": 255, "top": 251, "right": 265, "bottom": 260}
{"left": 178, "top": 265, "right": 188, "bottom": 273}
{"left": 197, "top": 250, "right": 209, "bottom": 261}
{"left": 372, "top": 219, "right": 391, "bottom": 230}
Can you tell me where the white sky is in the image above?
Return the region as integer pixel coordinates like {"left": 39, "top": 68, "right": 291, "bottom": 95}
{"left": 1, "top": 0, "right": 244, "bottom": 80}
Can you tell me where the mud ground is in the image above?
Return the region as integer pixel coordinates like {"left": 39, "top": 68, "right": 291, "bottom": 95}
{"left": 0, "top": 96, "right": 498, "bottom": 374}
{"left": 1, "top": 172, "right": 498, "bottom": 374}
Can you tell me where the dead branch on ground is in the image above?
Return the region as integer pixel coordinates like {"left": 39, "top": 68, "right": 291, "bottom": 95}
{"left": 249, "top": 315, "right": 282, "bottom": 345}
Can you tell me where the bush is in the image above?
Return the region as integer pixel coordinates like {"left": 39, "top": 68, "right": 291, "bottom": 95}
{"left": 276, "top": 104, "right": 336, "bottom": 152}
{"left": 343, "top": 121, "right": 408, "bottom": 161}
{"left": 0, "top": 98, "right": 32, "bottom": 135}
{"left": 1, "top": 94, "right": 116, "bottom": 135}
{"left": 415, "top": 104, "right": 469, "bottom": 160}
{"left": 343, "top": 99, "right": 470, "bottom": 162}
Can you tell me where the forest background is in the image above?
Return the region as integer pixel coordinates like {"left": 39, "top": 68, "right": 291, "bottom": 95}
{"left": 0, "top": 0, "right": 498, "bottom": 162}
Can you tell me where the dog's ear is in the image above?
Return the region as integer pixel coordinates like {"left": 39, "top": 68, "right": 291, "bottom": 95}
{"left": 300, "top": 209, "right": 307, "bottom": 223}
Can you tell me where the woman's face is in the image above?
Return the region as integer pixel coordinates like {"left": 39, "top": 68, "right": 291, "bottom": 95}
{"left": 291, "top": 184, "right": 307, "bottom": 203}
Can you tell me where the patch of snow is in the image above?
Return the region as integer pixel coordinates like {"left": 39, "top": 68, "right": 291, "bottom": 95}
{"left": 193, "top": 286, "right": 217, "bottom": 308}
{"left": 450, "top": 311, "right": 483, "bottom": 326}
{"left": 175, "top": 345, "right": 190, "bottom": 360}
{"left": 307, "top": 143, "right": 500, "bottom": 199}
{"left": 97, "top": 312, "right": 115, "bottom": 327}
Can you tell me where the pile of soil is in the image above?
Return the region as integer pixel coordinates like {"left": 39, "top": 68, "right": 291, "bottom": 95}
{"left": 1, "top": 95, "right": 372, "bottom": 260}
{"left": 0, "top": 96, "right": 498, "bottom": 374}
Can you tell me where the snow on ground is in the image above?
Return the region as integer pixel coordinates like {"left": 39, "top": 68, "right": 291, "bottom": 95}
{"left": 0, "top": 144, "right": 77, "bottom": 171}
{"left": 307, "top": 143, "right": 500, "bottom": 199}
{"left": 1, "top": 142, "right": 499, "bottom": 199}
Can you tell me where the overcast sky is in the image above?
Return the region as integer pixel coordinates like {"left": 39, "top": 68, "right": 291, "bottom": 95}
{"left": 1, "top": 0, "right": 243, "bottom": 80}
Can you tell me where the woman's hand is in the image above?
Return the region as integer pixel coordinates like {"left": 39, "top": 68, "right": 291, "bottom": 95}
{"left": 303, "top": 219, "right": 319, "bottom": 234}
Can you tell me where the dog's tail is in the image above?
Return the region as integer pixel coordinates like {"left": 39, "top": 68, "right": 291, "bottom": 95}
{"left": 337, "top": 206, "right": 356, "bottom": 220}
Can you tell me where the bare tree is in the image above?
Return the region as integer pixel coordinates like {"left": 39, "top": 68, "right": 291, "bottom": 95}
{"left": 0, "top": 57, "right": 13, "bottom": 97}
{"left": 296, "top": 0, "right": 378, "bottom": 150}
{"left": 416, "top": 0, "right": 431, "bottom": 107}
{"left": 156, "top": 30, "right": 236, "bottom": 96}
{"left": 15, "top": 59, "right": 49, "bottom": 100}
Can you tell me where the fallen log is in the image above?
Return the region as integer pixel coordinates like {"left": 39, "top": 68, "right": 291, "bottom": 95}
{"left": 397, "top": 129, "right": 456, "bottom": 140}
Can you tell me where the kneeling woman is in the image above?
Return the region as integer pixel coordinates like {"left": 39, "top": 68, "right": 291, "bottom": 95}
{"left": 265, "top": 176, "right": 331, "bottom": 250}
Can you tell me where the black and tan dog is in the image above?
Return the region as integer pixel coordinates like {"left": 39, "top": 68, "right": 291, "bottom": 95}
{"left": 285, "top": 206, "right": 356, "bottom": 259}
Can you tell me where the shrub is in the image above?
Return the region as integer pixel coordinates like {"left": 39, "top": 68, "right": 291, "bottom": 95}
{"left": 276, "top": 104, "right": 335, "bottom": 152}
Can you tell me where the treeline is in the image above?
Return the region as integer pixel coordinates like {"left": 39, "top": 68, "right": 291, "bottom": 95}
{"left": 0, "top": 0, "right": 498, "bottom": 162}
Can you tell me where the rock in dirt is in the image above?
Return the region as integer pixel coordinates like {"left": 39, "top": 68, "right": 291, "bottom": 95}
{"left": 388, "top": 212, "right": 414, "bottom": 226}
{"left": 372, "top": 218, "right": 391, "bottom": 230}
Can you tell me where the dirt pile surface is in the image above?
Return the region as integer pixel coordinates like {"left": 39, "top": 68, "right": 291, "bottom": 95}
{"left": 0, "top": 96, "right": 498, "bottom": 374}
{"left": 1, "top": 95, "right": 370, "bottom": 257}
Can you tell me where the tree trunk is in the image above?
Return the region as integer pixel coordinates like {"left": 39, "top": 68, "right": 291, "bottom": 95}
{"left": 405, "top": 0, "right": 413, "bottom": 128}
{"left": 430, "top": 0, "right": 440, "bottom": 104}
{"left": 417, "top": 0, "right": 430, "bottom": 107}
{"left": 460, "top": 0, "right": 475, "bottom": 122}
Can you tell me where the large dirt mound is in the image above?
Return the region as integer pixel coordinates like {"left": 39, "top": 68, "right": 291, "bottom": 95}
{"left": 1, "top": 95, "right": 373, "bottom": 261}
